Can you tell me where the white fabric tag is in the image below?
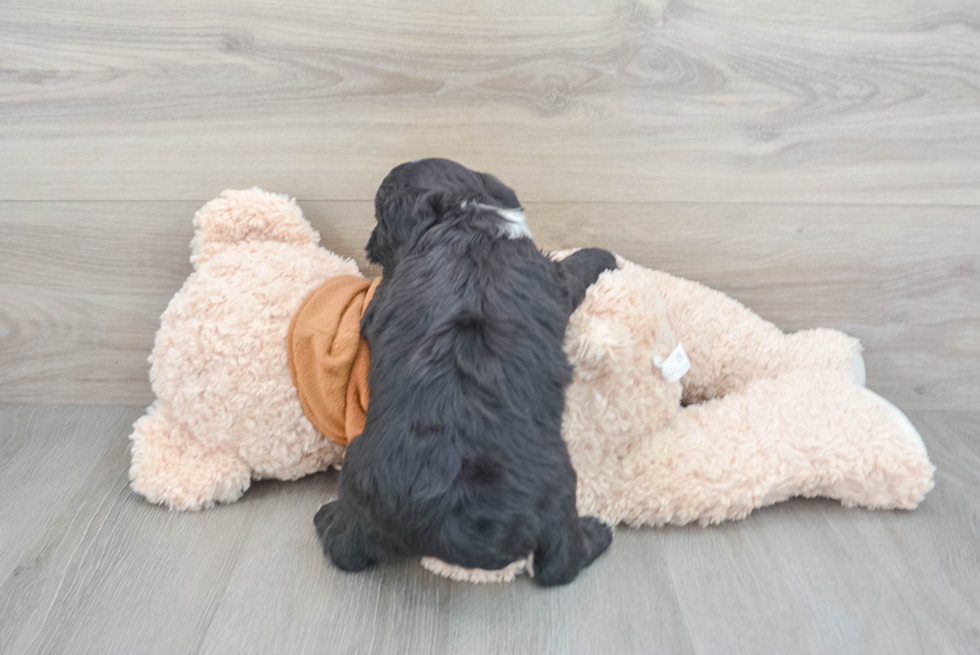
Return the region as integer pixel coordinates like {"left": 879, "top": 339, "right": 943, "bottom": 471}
{"left": 654, "top": 343, "right": 690, "bottom": 383}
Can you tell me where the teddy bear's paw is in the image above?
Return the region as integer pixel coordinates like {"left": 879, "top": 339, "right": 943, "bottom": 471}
{"left": 129, "top": 406, "right": 252, "bottom": 511}
{"left": 190, "top": 188, "right": 319, "bottom": 266}
{"left": 420, "top": 556, "right": 530, "bottom": 583}
{"left": 857, "top": 387, "right": 927, "bottom": 458}
{"left": 849, "top": 351, "right": 867, "bottom": 387}
{"left": 819, "top": 385, "right": 935, "bottom": 511}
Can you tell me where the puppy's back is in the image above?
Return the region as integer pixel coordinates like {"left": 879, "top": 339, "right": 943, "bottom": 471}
{"left": 348, "top": 224, "right": 575, "bottom": 566}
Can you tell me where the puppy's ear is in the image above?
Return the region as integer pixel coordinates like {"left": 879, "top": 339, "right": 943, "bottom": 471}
{"left": 370, "top": 180, "right": 412, "bottom": 269}
{"left": 365, "top": 225, "right": 393, "bottom": 268}
{"left": 384, "top": 187, "right": 452, "bottom": 239}
{"left": 479, "top": 172, "right": 521, "bottom": 210}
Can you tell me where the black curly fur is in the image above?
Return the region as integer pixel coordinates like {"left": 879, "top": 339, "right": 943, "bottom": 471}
{"left": 314, "top": 158, "right": 616, "bottom": 586}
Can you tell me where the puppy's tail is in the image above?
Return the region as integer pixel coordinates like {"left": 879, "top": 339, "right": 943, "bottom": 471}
{"left": 190, "top": 188, "right": 320, "bottom": 267}
{"left": 579, "top": 516, "right": 613, "bottom": 569}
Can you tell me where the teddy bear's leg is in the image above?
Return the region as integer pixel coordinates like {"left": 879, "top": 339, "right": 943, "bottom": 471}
{"left": 416, "top": 516, "right": 611, "bottom": 585}
{"left": 419, "top": 556, "right": 531, "bottom": 583}
{"left": 190, "top": 188, "right": 320, "bottom": 266}
{"left": 602, "top": 369, "right": 934, "bottom": 528}
{"left": 642, "top": 267, "right": 864, "bottom": 402}
{"left": 129, "top": 402, "right": 252, "bottom": 511}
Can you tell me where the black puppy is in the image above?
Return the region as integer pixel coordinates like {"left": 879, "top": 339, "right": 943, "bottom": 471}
{"left": 314, "top": 158, "right": 617, "bottom": 586}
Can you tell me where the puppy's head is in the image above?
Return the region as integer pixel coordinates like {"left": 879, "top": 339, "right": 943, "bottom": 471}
{"left": 367, "top": 158, "right": 528, "bottom": 271}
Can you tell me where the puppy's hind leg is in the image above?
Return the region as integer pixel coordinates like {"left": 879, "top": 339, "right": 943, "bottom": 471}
{"left": 314, "top": 501, "right": 396, "bottom": 572}
{"left": 532, "top": 512, "right": 613, "bottom": 587}
{"left": 578, "top": 516, "right": 613, "bottom": 568}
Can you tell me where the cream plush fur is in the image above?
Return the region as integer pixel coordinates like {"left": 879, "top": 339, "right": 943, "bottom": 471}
{"left": 129, "top": 189, "right": 935, "bottom": 583}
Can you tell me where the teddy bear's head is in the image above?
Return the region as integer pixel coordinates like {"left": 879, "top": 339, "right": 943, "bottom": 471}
{"left": 562, "top": 257, "right": 683, "bottom": 452}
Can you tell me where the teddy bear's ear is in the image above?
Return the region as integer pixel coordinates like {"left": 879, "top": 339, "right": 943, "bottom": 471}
{"left": 564, "top": 261, "right": 680, "bottom": 380}
{"left": 564, "top": 312, "right": 634, "bottom": 377}
{"left": 190, "top": 188, "right": 319, "bottom": 267}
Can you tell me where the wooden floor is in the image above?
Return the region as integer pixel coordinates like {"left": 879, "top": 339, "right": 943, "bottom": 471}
{"left": 1, "top": 0, "right": 978, "bottom": 653}
{"left": 1, "top": 405, "right": 978, "bottom": 655}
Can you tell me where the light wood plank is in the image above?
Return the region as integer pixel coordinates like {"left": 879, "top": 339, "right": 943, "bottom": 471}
{"left": 1, "top": 0, "right": 978, "bottom": 202}
{"left": 1, "top": 405, "right": 976, "bottom": 655}
{"left": 195, "top": 474, "right": 693, "bottom": 655}
{"left": 0, "top": 405, "right": 130, "bottom": 577}
{"left": 2, "top": 201, "right": 977, "bottom": 409}
{"left": 0, "top": 405, "right": 265, "bottom": 655}
{"left": 659, "top": 409, "right": 980, "bottom": 655}
{"left": 0, "top": 200, "right": 375, "bottom": 405}
{"left": 0, "top": 404, "right": 694, "bottom": 655}
{"left": 2, "top": 0, "right": 977, "bottom": 651}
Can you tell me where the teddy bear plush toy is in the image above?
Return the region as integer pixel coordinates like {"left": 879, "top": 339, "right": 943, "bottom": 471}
{"left": 129, "top": 188, "right": 935, "bottom": 583}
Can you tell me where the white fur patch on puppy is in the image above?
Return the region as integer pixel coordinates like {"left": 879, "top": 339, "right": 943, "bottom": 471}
{"left": 463, "top": 201, "right": 533, "bottom": 239}
{"left": 491, "top": 206, "right": 532, "bottom": 239}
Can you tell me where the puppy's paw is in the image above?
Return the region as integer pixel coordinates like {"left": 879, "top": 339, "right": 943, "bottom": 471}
{"left": 586, "top": 248, "right": 619, "bottom": 277}
{"left": 559, "top": 248, "right": 619, "bottom": 313}
{"left": 314, "top": 501, "right": 339, "bottom": 542}
{"left": 565, "top": 248, "right": 618, "bottom": 286}
{"left": 579, "top": 516, "right": 613, "bottom": 568}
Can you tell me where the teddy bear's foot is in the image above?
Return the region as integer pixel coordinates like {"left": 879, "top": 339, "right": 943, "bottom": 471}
{"left": 427, "top": 514, "right": 610, "bottom": 587}
{"left": 420, "top": 556, "right": 531, "bottom": 583}
{"left": 857, "top": 387, "right": 925, "bottom": 456}
{"left": 849, "top": 351, "right": 866, "bottom": 387}
{"left": 740, "top": 371, "right": 935, "bottom": 513}
{"left": 129, "top": 403, "right": 252, "bottom": 511}
{"left": 840, "top": 387, "right": 932, "bottom": 509}
{"left": 787, "top": 328, "right": 865, "bottom": 386}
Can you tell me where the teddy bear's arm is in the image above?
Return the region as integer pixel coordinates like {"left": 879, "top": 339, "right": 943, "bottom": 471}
{"left": 639, "top": 267, "right": 864, "bottom": 403}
